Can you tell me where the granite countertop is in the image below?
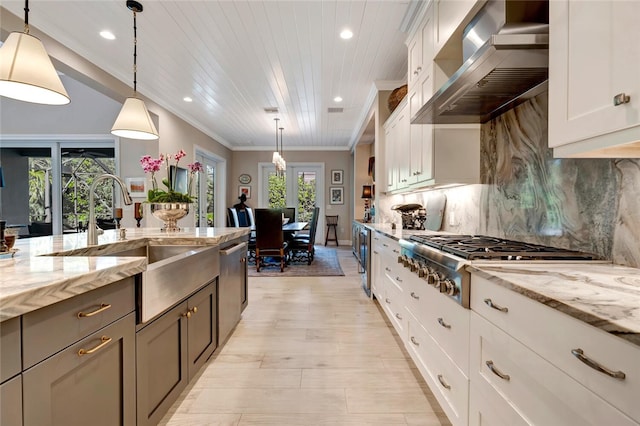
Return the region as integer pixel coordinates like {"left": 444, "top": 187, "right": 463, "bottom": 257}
{"left": 468, "top": 263, "right": 640, "bottom": 347}
{"left": 0, "top": 227, "right": 251, "bottom": 321}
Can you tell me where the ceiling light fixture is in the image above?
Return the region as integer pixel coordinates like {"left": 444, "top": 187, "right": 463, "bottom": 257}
{"left": 183, "top": 96, "right": 193, "bottom": 102}
{"left": 99, "top": 30, "right": 116, "bottom": 40}
{"left": 272, "top": 117, "right": 282, "bottom": 169}
{"left": 278, "top": 126, "right": 286, "bottom": 173}
{"left": 111, "top": 0, "right": 159, "bottom": 141}
{"left": 333, "top": 96, "right": 343, "bottom": 103}
{"left": 340, "top": 29, "right": 353, "bottom": 40}
{"left": 0, "top": 0, "right": 70, "bottom": 105}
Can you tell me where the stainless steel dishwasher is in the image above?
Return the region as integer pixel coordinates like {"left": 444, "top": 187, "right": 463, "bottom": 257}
{"left": 219, "top": 241, "right": 248, "bottom": 344}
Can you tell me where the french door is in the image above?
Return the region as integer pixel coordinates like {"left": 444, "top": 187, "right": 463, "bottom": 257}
{"left": 259, "top": 163, "right": 324, "bottom": 238}
{"left": 195, "top": 150, "right": 226, "bottom": 227}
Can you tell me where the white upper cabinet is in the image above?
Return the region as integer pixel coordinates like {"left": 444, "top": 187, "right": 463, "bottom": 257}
{"left": 549, "top": 0, "right": 640, "bottom": 157}
{"left": 434, "top": 0, "right": 482, "bottom": 56}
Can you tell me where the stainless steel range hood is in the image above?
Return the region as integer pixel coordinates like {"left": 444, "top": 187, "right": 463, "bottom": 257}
{"left": 411, "top": 0, "right": 549, "bottom": 125}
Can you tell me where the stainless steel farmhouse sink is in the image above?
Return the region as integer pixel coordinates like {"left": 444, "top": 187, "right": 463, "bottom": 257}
{"left": 50, "top": 243, "right": 220, "bottom": 323}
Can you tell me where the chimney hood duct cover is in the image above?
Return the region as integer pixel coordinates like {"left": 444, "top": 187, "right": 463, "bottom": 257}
{"left": 411, "top": 0, "right": 549, "bottom": 125}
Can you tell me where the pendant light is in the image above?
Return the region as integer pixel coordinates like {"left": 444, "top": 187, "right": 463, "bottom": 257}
{"left": 278, "top": 126, "right": 286, "bottom": 173}
{"left": 0, "top": 0, "right": 70, "bottom": 105}
{"left": 272, "top": 118, "right": 282, "bottom": 166}
{"left": 111, "top": 0, "right": 159, "bottom": 140}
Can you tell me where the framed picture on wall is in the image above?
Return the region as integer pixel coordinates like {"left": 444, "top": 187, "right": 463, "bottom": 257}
{"left": 126, "top": 177, "right": 147, "bottom": 198}
{"left": 330, "top": 187, "right": 344, "bottom": 204}
{"left": 239, "top": 185, "right": 251, "bottom": 199}
{"left": 331, "top": 169, "right": 343, "bottom": 185}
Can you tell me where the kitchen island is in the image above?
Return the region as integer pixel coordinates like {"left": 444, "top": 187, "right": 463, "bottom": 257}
{"left": 0, "top": 227, "right": 250, "bottom": 426}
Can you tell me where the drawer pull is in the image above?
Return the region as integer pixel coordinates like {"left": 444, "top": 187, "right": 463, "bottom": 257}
{"left": 395, "top": 276, "right": 403, "bottom": 283}
{"left": 190, "top": 306, "right": 198, "bottom": 315}
{"left": 613, "top": 92, "right": 630, "bottom": 106}
{"left": 410, "top": 336, "right": 420, "bottom": 346}
{"left": 486, "top": 360, "right": 510, "bottom": 381}
{"left": 410, "top": 292, "right": 420, "bottom": 300}
{"left": 77, "top": 303, "right": 112, "bottom": 318}
{"left": 437, "top": 317, "right": 451, "bottom": 329}
{"left": 385, "top": 298, "right": 391, "bottom": 304}
{"left": 437, "top": 374, "right": 451, "bottom": 390}
{"left": 78, "top": 336, "right": 112, "bottom": 356}
{"left": 182, "top": 311, "right": 192, "bottom": 318}
{"left": 385, "top": 267, "right": 391, "bottom": 272}
{"left": 571, "top": 348, "right": 626, "bottom": 380}
{"left": 484, "top": 298, "right": 508, "bottom": 313}
{"left": 395, "top": 313, "right": 403, "bottom": 320}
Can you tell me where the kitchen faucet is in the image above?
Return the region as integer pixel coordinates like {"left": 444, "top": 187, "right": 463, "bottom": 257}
{"left": 87, "top": 174, "right": 133, "bottom": 245}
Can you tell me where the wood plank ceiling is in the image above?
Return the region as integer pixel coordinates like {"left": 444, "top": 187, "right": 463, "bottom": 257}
{"left": 1, "top": 1, "right": 410, "bottom": 150}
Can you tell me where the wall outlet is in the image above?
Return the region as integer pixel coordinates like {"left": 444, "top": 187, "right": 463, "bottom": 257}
{"left": 448, "top": 211, "right": 456, "bottom": 226}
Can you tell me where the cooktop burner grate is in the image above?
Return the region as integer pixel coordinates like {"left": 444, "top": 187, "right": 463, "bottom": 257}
{"left": 408, "top": 235, "right": 597, "bottom": 260}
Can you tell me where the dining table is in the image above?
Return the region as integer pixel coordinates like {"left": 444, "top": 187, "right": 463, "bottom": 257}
{"left": 282, "top": 221, "right": 308, "bottom": 240}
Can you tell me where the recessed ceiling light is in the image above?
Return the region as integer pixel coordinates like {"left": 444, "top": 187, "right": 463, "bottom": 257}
{"left": 99, "top": 30, "right": 116, "bottom": 40}
{"left": 333, "top": 96, "right": 343, "bottom": 103}
{"left": 183, "top": 96, "right": 193, "bottom": 102}
{"left": 340, "top": 29, "right": 353, "bottom": 40}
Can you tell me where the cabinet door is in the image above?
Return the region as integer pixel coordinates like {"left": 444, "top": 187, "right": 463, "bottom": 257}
{"left": 549, "top": 0, "right": 640, "bottom": 152}
{"left": 396, "top": 105, "right": 411, "bottom": 190}
{"left": 23, "top": 313, "right": 136, "bottom": 426}
{"left": 1, "top": 375, "right": 22, "bottom": 426}
{"left": 384, "top": 125, "right": 397, "bottom": 192}
{"left": 136, "top": 302, "right": 188, "bottom": 426}
{"left": 408, "top": 30, "right": 423, "bottom": 87}
{"left": 188, "top": 281, "right": 218, "bottom": 381}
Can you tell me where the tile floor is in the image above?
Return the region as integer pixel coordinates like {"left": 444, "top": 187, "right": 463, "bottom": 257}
{"left": 159, "top": 246, "right": 451, "bottom": 426}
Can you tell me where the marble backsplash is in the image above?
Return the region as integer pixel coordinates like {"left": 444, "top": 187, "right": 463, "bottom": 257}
{"left": 378, "top": 92, "right": 640, "bottom": 268}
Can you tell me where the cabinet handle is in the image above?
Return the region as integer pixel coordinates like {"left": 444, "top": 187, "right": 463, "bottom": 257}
{"left": 410, "top": 292, "right": 419, "bottom": 300}
{"left": 385, "top": 267, "right": 391, "bottom": 272}
{"left": 571, "top": 348, "right": 626, "bottom": 380}
{"left": 437, "top": 317, "right": 451, "bottom": 329}
{"left": 240, "top": 257, "right": 246, "bottom": 263}
{"left": 413, "top": 70, "right": 419, "bottom": 76}
{"left": 78, "top": 336, "right": 112, "bottom": 356}
{"left": 393, "top": 249, "right": 399, "bottom": 254}
{"left": 395, "top": 313, "right": 403, "bottom": 320}
{"left": 484, "top": 298, "right": 508, "bottom": 313}
{"left": 437, "top": 374, "right": 451, "bottom": 390}
{"left": 191, "top": 306, "right": 198, "bottom": 314}
{"left": 486, "top": 360, "right": 510, "bottom": 381}
{"left": 417, "top": 66, "right": 422, "bottom": 72}
{"left": 395, "top": 276, "right": 403, "bottom": 283}
{"left": 613, "top": 93, "right": 630, "bottom": 106}
{"left": 410, "top": 336, "right": 420, "bottom": 346}
{"left": 383, "top": 243, "right": 388, "bottom": 247}
{"left": 385, "top": 298, "right": 391, "bottom": 304}
{"left": 182, "top": 311, "right": 192, "bottom": 318}
{"left": 77, "top": 303, "right": 112, "bottom": 318}
{"left": 373, "top": 250, "right": 379, "bottom": 254}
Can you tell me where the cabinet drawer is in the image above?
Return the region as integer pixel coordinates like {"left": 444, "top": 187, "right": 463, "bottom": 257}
{"left": 381, "top": 274, "right": 406, "bottom": 338}
{"left": 23, "top": 312, "right": 136, "bottom": 426}
{"left": 470, "top": 312, "right": 637, "bottom": 426}
{"left": 471, "top": 275, "right": 640, "bottom": 421}
{"left": 406, "top": 312, "right": 468, "bottom": 426}
{"left": 405, "top": 277, "right": 469, "bottom": 374}
{"left": 23, "top": 277, "right": 135, "bottom": 369}
{"left": 0, "top": 316, "right": 21, "bottom": 382}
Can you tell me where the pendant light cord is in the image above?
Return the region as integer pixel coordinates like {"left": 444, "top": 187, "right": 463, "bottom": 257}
{"left": 23, "top": 0, "right": 30, "bottom": 34}
{"left": 132, "top": 9, "right": 138, "bottom": 94}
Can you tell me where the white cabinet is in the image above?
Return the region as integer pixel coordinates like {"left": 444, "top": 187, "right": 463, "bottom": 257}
{"left": 470, "top": 274, "right": 640, "bottom": 424}
{"left": 383, "top": 100, "right": 410, "bottom": 191}
{"left": 434, "top": 0, "right": 482, "bottom": 56}
{"left": 549, "top": 0, "right": 640, "bottom": 158}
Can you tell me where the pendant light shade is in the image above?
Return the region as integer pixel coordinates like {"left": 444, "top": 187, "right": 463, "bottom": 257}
{"left": 111, "top": 0, "right": 159, "bottom": 140}
{"left": 111, "top": 97, "right": 159, "bottom": 140}
{"left": 0, "top": 2, "right": 70, "bottom": 105}
{"left": 272, "top": 117, "right": 281, "bottom": 166}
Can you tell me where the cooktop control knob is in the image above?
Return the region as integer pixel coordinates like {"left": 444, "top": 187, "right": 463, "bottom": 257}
{"left": 442, "top": 279, "right": 457, "bottom": 296}
{"left": 418, "top": 266, "right": 428, "bottom": 278}
{"left": 428, "top": 272, "right": 441, "bottom": 287}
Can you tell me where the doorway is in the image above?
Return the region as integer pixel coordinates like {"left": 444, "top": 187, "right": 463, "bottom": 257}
{"left": 194, "top": 149, "right": 226, "bottom": 227}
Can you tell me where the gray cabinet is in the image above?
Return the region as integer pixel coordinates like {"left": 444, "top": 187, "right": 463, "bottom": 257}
{"left": 1, "top": 375, "right": 22, "bottom": 426}
{"left": 23, "top": 313, "right": 136, "bottom": 426}
{"left": 219, "top": 241, "right": 247, "bottom": 344}
{"left": 136, "top": 281, "right": 217, "bottom": 426}
{"left": 0, "top": 316, "right": 21, "bottom": 383}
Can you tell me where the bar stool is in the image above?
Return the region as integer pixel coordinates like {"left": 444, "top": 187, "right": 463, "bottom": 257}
{"left": 325, "top": 215, "right": 339, "bottom": 246}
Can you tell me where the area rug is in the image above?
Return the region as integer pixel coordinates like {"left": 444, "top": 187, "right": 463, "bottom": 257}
{"left": 248, "top": 246, "right": 345, "bottom": 277}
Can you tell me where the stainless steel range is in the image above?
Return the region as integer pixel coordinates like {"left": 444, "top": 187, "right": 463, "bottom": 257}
{"left": 398, "top": 235, "right": 597, "bottom": 308}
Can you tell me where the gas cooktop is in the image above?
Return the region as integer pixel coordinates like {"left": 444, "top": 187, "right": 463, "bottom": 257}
{"left": 408, "top": 234, "right": 597, "bottom": 261}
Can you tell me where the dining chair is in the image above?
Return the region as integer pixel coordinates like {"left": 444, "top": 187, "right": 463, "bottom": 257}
{"left": 289, "top": 207, "right": 319, "bottom": 264}
{"left": 254, "top": 208, "right": 288, "bottom": 272}
{"left": 281, "top": 207, "right": 296, "bottom": 224}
